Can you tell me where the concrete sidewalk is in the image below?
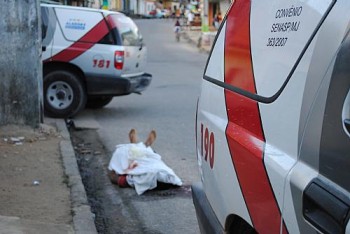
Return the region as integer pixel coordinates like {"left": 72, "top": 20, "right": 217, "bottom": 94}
{"left": 0, "top": 118, "right": 97, "bottom": 234}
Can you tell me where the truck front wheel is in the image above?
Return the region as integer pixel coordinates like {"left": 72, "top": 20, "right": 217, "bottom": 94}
{"left": 44, "top": 70, "right": 86, "bottom": 118}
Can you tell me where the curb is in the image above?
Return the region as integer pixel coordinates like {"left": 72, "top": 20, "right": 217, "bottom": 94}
{"left": 54, "top": 119, "right": 97, "bottom": 234}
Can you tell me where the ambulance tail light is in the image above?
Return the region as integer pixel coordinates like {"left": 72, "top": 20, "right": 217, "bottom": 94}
{"left": 114, "top": 51, "right": 124, "bottom": 70}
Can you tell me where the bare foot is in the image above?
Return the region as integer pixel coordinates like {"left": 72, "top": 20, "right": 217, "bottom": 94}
{"left": 129, "top": 129, "right": 137, "bottom": 143}
{"left": 145, "top": 130, "right": 156, "bottom": 147}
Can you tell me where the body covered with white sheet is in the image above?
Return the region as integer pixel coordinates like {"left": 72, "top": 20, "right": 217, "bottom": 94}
{"left": 108, "top": 142, "right": 182, "bottom": 195}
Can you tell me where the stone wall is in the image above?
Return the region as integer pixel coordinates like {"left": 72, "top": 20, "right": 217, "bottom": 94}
{"left": 0, "top": 0, "right": 42, "bottom": 127}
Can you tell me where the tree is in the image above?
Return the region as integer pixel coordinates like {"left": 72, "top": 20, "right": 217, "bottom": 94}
{"left": 0, "top": 0, "right": 42, "bottom": 127}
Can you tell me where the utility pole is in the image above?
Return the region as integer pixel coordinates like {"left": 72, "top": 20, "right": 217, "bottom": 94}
{"left": 0, "top": 0, "right": 42, "bottom": 127}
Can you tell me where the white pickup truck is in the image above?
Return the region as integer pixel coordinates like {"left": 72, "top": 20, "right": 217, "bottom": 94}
{"left": 41, "top": 4, "right": 152, "bottom": 118}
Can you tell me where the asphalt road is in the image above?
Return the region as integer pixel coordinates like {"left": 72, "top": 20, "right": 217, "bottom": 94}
{"left": 73, "top": 18, "right": 209, "bottom": 234}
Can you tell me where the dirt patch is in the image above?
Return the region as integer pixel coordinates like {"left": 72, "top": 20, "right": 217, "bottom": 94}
{"left": 0, "top": 124, "right": 72, "bottom": 225}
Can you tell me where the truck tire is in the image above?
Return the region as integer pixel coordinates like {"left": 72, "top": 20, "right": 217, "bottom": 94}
{"left": 44, "top": 70, "right": 86, "bottom": 118}
{"left": 86, "top": 96, "right": 113, "bottom": 109}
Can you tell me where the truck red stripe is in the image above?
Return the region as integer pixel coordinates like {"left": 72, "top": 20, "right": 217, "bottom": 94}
{"left": 224, "top": 0, "right": 287, "bottom": 233}
{"left": 46, "top": 19, "right": 109, "bottom": 62}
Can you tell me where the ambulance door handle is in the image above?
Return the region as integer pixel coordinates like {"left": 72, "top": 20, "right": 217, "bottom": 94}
{"left": 344, "top": 119, "right": 350, "bottom": 133}
{"left": 303, "top": 180, "right": 350, "bottom": 234}
{"left": 343, "top": 90, "right": 350, "bottom": 135}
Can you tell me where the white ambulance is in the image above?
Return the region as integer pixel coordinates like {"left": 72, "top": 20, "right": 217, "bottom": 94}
{"left": 192, "top": 0, "right": 350, "bottom": 233}
{"left": 41, "top": 4, "right": 151, "bottom": 118}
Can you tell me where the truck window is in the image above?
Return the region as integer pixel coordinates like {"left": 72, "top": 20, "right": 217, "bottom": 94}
{"left": 98, "top": 31, "right": 115, "bottom": 45}
{"left": 41, "top": 6, "right": 56, "bottom": 46}
{"left": 41, "top": 7, "right": 48, "bottom": 39}
{"left": 107, "top": 14, "right": 142, "bottom": 47}
{"left": 55, "top": 8, "right": 108, "bottom": 43}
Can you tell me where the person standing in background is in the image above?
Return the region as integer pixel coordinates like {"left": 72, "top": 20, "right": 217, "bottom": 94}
{"left": 213, "top": 11, "right": 222, "bottom": 29}
{"left": 187, "top": 11, "right": 194, "bottom": 29}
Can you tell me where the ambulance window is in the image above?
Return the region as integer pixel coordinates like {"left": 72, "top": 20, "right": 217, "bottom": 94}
{"left": 204, "top": 0, "right": 336, "bottom": 103}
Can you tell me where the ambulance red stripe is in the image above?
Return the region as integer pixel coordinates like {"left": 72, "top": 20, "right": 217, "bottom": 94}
{"left": 224, "top": 0, "right": 287, "bottom": 233}
{"left": 47, "top": 19, "right": 109, "bottom": 62}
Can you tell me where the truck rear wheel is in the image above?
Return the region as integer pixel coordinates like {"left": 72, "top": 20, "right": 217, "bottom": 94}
{"left": 86, "top": 96, "right": 113, "bottom": 109}
{"left": 44, "top": 70, "right": 86, "bottom": 118}
{"left": 227, "top": 217, "right": 256, "bottom": 234}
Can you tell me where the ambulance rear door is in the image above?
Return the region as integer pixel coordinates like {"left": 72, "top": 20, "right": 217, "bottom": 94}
{"left": 282, "top": 1, "right": 350, "bottom": 233}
